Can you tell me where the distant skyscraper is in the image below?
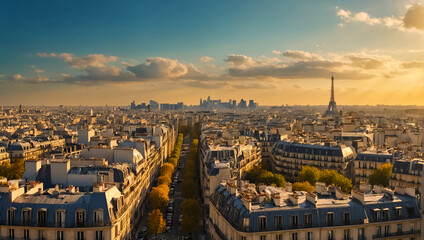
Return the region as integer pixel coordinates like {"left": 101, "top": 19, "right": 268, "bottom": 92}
{"left": 325, "top": 74, "right": 337, "bottom": 116}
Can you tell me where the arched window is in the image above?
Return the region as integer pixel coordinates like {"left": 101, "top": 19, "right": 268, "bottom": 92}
{"left": 93, "top": 209, "right": 104, "bottom": 225}
{"left": 56, "top": 209, "right": 66, "bottom": 227}
{"left": 7, "top": 207, "right": 16, "bottom": 225}
{"left": 75, "top": 209, "right": 86, "bottom": 227}
{"left": 37, "top": 208, "right": 47, "bottom": 226}
{"left": 22, "top": 207, "right": 32, "bottom": 226}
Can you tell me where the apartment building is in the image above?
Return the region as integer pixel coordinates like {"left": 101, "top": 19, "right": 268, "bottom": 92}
{"left": 272, "top": 140, "right": 356, "bottom": 181}
{"left": 207, "top": 181, "right": 421, "bottom": 240}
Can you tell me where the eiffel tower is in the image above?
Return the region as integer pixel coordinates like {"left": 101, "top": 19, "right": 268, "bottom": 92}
{"left": 324, "top": 74, "right": 337, "bottom": 116}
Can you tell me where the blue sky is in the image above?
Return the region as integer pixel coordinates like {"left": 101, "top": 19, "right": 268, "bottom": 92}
{"left": 1, "top": 0, "right": 423, "bottom": 105}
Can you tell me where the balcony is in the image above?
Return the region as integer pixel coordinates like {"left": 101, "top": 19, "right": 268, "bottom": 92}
{"left": 372, "top": 230, "right": 420, "bottom": 239}
{"left": 0, "top": 220, "right": 111, "bottom": 228}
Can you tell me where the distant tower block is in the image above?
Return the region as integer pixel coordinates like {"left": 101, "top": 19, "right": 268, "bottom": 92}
{"left": 324, "top": 74, "right": 337, "bottom": 116}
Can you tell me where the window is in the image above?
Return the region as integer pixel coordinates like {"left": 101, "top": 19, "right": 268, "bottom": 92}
{"left": 343, "top": 229, "right": 350, "bottom": 240}
{"left": 8, "top": 229, "right": 14, "bottom": 239}
{"left": 241, "top": 237, "right": 246, "bottom": 240}
{"left": 397, "top": 224, "right": 402, "bottom": 233}
{"left": 290, "top": 215, "right": 298, "bottom": 229}
{"left": 305, "top": 213, "right": 312, "bottom": 227}
{"left": 57, "top": 231, "right": 64, "bottom": 240}
{"left": 382, "top": 209, "right": 389, "bottom": 221}
{"left": 260, "top": 236, "right": 266, "bottom": 240}
{"left": 96, "top": 231, "right": 103, "bottom": 240}
{"left": 358, "top": 228, "right": 364, "bottom": 240}
{"left": 22, "top": 209, "right": 31, "bottom": 226}
{"left": 343, "top": 212, "right": 350, "bottom": 225}
{"left": 274, "top": 216, "right": 282, "bottom": 230}
{"left": 376, "top": 226, "right": 382, "bottom": 237}
{"left": 410, "top": 223, "right": 415, "bottom": 233}
{"left": 94, "top": 210, "right": 104, "bottom": 225}
{"left": 374, "top": 209, "right": 381, "bottom": 221}
{"left": 7, "top": 209, "right": 15, "bottom": 225}
{"left": 240, "top": 217, "right": 248, "bottom": 231}
{"left": 276, "top": 234, "right": 283, "bottom": 240}
{"left": 292, "top": 233, "right": 298, "bottom": 240}
{"left": 56, "top": 210, "right": 66, "bottom": 227}
{"left": 326, "top": 212, "right": 334, "bottom": 226}
{"left": 395, "top": 207, "right": 402, "bottom": 218}
{"left": 38, "top": 230, "right": 45, "bottom": 240}
{"left": 76, "top": 210, "right": 86, "bottom": 227}
{"left": 307, "top": 232, "right": 313, "bottom": 240}
{"left": 77, "top": 231, "right": 84, "bottom": 240}
{"left": 328, "top": 230, "right": 334, "bottom": 240}
{"left": 37, "top": 210, "right": 47, "bottom": 226}
{"left": 385, "top": 225, "right": 390, "bottom": 237}
{"left": 24, "top": 229, "right": 29, "bottom": 240}
{"left": 259, "top": 216, "right": 267, "bottom": 231}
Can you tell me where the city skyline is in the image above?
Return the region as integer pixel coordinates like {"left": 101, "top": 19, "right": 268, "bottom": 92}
{"left": 1, "top": 0, "right": 424, "bottom": 106}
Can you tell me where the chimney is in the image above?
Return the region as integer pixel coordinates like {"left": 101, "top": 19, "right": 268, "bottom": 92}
{"left": 359, "top": 183, "right": 372, "bottom": 192}
{"left": 242, "top": 196, "right": 252, "bottom": 212}
{"left": 306, "top": 192, "right": 317, "bottom": 206}
{"left": 352, "top": 190, "right": 365, "bottom": 204}
{"left": 273, "top": 194, "right": 283, "bottom": 207}
{"left": 289, "top": 193, "right": 299, "bottom": 205}
{"left": 38, "top": 188, "right": 42, "bottom": 195}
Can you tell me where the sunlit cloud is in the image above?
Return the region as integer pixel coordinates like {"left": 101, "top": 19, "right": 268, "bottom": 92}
{"left": 200, "top": 56, "right": 213, "bottom": 62}
{"left": 336, "top": 4, "right": 424, "bottom": 31}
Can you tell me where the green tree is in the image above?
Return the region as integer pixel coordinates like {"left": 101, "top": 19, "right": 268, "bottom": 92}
{"left": 318, "top": 169, "right": 353, "bottom": 193}
{"left": 292, "top": 181, "right": 315, "bottom": 192}
{"left": 148, "top": 209, "right": 166, "bottom": 235}
{"left": 369, "top": 163, "right": 393, "bottom": 187}
{"left": 298, "top": 166, "right": 321, "bottom": 185}
{"left": 181, "top": 199, "right": 201, "bottom": 234}
{"left": 149, "top": 187, "right": 169, "bottom": 210}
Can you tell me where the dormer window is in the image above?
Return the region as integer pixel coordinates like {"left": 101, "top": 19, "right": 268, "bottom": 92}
{"left": 94, "top": 209, "right": 104, "bottom": 225}
{"left": 382, "top": 208, "right": 389, "bottom": 221}
{"left": 326, "top": 212, "right": 334, "bottom": 226}
{"left": 22, "top": 208, "right": 32, "bottom": 226}
{"left": 56, "top": 210, "right": 66, "bottom": 227}
{"left": 7, "top": 208, "right": 16, "bottom": 225}
{"left": 75, "top": 209, "right": 86, "bottom": 227}
{"left": 395, "top": 207, "right": 402, "bottom": 218}
{"left": 373, "top": 208, "right": 381, "bottom": 221}
{"left": 37, "top": 209, "right": 47, "bottom": 226}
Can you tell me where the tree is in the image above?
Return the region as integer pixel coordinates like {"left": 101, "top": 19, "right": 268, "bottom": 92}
{"left": 149, "top": 187, "right": 169, "bottom": 210}
{"left": 160, "top": 163, "right": 174, "bottom": 178}
{"left": 318, "top": 169, "right": 353, "bottom": 193}
{"left": 0, "top": 160, "right": 24, "bottom": 180}
{"left": 157, "top": 175, "right": 171, "bottom": 186}
{"left": 245, "top": 166, "right": 286, "bottom": 187}
{"left": 148, "top": 209, "right": 166, "bottom": 235}
{"left": 181, "top": 199, "right": 201, "bottom": 234}
{"left": 370, "top": 163, "right": 393, "bottom": 187}
{"left": 298, "top": 166, "right": 321, "bottom": 185}
{"left": 292, "top": 181, "right": 315, "bottom": 192}
{"left": 270, "top": 173, "right": 286, "bottom": 188}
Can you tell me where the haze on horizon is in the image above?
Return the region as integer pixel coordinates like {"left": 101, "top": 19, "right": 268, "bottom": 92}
{"left": 1, "top": 0, "right": 423, "bottom": 106}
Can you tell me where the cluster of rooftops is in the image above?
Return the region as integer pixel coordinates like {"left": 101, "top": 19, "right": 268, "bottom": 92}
{"left": 210, "top": 180, "right": 420, "bottom": 232}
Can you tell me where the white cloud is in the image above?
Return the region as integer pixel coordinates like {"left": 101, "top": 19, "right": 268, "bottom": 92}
{"left": 13, "top": 74, "right": 24, "bottom": 80}
{"left": 200, "top": 56, "right": 213, "bottom": 62}
{"left": 34, "top": 69, "right": 45, "bottom": 73}
{"left": 272, "top": 50, "right": 281, "bottom": 55}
